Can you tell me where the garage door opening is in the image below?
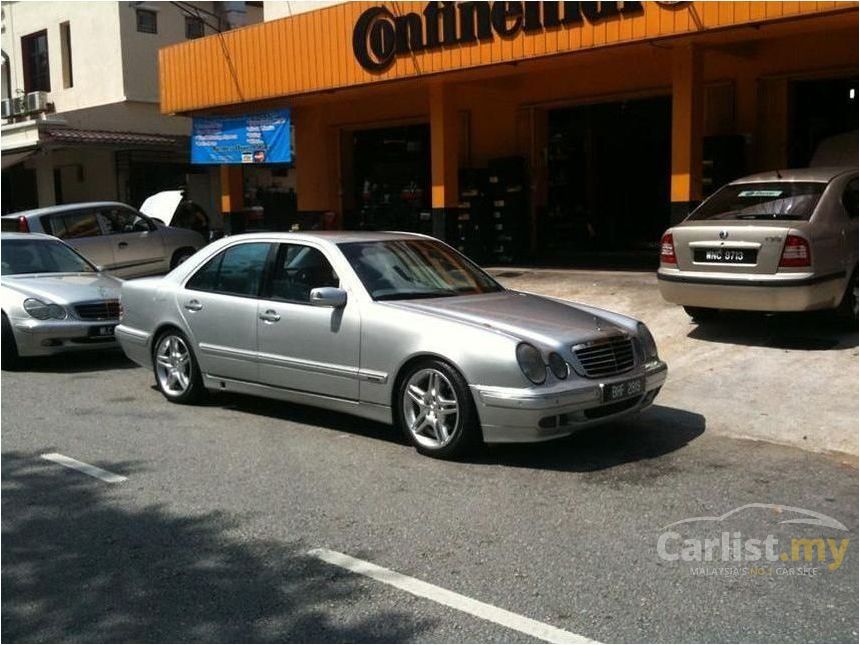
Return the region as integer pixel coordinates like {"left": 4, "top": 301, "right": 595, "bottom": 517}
{"left": 343, "top": 124, "right": 431, "bottom": 234}
{"left": 543, "top": 96, "right": 671, "bottom": 268}
{"left": 788, "top": 76, "right": 858, "bottom": 168}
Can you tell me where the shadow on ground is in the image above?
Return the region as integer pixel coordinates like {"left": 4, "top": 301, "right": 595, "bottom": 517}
{"left": 7, "top": 350, "right": 139, "bottom": 374}
{"left": 201, "top": 389, "right": 703, "bottom": 474}
{"left": 1, "top": 451, "right": 433, "bottom": 643}
{"left": 687, "top": 310, "right": 857, "bottom": 350}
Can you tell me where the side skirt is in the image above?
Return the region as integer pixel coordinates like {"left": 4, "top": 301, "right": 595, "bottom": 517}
{"left": 201, "top": 374, "right": 393, "bottom": 425}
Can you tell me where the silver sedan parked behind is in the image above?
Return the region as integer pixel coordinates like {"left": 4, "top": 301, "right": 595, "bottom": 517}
{"left": 116, "top": 232, "right": 667, "bottom": 458}
{"left": 1, "top": 233, "right": 123, "bottom": 369}
{"left": 1, "top": 201, "right": 206, "bottom": 278}
{"left": 658, "top": 167, "right": 858, "bottom": 321}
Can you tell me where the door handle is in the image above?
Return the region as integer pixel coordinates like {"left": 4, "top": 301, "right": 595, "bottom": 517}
{"left": 184, "top": 299, "right": 203, "bottom": 312}
{"left": 259, "top": 309, "right": 281, "bottom": 323}
{"left": 118, "top": 241, "right": 128, "bottom": 249}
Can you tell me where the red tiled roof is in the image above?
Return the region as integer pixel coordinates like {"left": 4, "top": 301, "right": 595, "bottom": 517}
{"left": 43, "top": 128, "right": 185, "bottom": 147}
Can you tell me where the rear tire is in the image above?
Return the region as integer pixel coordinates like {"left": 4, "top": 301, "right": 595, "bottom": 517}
{"left": 1, "top": 313, "right": 20, "bottom": 371}
{"left": 836, "top": 270, "right": 858, "bottom": 323}
{"left": 170, "top": 247, "right": 196, "bottom": 270}
{"left": 152, "top": 330, "right": 205, "bottom": 404}
{"left": 395, "top": 359, "right": 481, "bottom": 459}
{"left": 683, "top": 306, "right": 720, "bottom": 322}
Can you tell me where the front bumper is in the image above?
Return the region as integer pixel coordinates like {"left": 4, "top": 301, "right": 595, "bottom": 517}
{"left": 471, "top": 360, "right": 668, "bottom": 443}
{"left": 657, "top": 269, "right": 845, "bottom": 312}
{"left": 11, "top": 317, "right": 119, "bottom": 357}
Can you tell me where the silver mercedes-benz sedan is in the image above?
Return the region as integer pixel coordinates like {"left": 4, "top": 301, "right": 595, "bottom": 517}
{"left": 116, "top": 232, "right": 667, "bottom": 458}
{"left": 1, "top": 233, "right": 123, "bottom": 369}
{"left": 658, "top": 167, "right": 858, "bottom": 321}
{"left": 1, "top": 201, "right": 206, "bottom": 279}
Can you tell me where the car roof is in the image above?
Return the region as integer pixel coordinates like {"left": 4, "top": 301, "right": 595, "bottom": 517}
{"left": 1, "top": 232, "right": 56, "bottom": 241}
{"left": 2, "top": 201, "right": 135, "bottom": 219}
{"left": 224, "top": 230, "right": 436, "bottom": 244}
{"left": 729, "top": 167, "right": 857, "bottom": 184}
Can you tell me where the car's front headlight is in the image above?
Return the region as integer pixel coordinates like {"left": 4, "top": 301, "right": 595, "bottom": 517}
{"left": 516, "top": 342, "right": 547, "bottom": 385}
{"left": 23, "top": 298, "right": 67, "bottom": 320}
{"left": 637, "top": 322, "right": 658, "bottom": 361}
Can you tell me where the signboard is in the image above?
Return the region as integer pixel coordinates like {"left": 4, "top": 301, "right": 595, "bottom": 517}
{"left": 353, "top": 1, "right": 653, "bottom": 72}
{"left": 191, "top": 109, "right": 291, "bottom": 164}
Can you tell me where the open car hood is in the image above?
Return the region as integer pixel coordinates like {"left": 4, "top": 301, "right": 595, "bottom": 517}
{"left": 139, "top": 191, "right": 183, "bottom": 225}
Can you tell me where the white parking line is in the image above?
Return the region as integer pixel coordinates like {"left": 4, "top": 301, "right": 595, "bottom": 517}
{"left": 40, "top": 453, "right": 127, "bottom": 484}
{"left": 308, "top": 548, "right": 597, "bottom": 644}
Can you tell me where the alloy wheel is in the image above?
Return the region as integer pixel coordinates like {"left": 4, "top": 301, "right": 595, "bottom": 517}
{"left": 155, "top": 335, "right": 192, "bottom": 395}
{"left": 402, "top": 368, "right": 460, "bottom": 449}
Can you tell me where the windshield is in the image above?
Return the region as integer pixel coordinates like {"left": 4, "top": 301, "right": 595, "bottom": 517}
{"left": 1, "top": 237, "right": 96, "bottom": 275}
{"left": 339, "top": 239, "right": 504, "bottom": 301}
{"left": 689, "top": 182, "right": 826, "bottom": 221}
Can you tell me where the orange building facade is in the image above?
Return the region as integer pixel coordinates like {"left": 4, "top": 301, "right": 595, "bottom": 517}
{"left": 159, "top": 1, "right": 858, "bottom": 264}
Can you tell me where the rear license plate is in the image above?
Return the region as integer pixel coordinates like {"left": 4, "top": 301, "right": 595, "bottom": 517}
{"left": 89, "top": 325, "right": 116, "bottom": 338}
{"left": 693, "top": 248, "right": 757, "bottom": 264}
{"left": 602, "top": 376, "right": 645, "bottom": 403}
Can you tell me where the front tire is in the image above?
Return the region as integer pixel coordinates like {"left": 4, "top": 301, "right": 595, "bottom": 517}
{"left": 396, "top": 359, "right": 481, "bottom": 459}
{"left": 1, "top": 313, "right": 20, "bottom": 371}
{"left": 170, "top": 247, "right": 196, "bottom": 270}
{"left": 152, "top": 330, "right": 205, "bottom": 404}
{"left": 683, "top": 306, "right": 720, "bottom": 322}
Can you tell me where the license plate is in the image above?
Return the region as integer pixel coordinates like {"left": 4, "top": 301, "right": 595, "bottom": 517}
{"left": 89, "top": 325, "right": 116, "bottom": 338}
{"left": 694, "top": 248, "right": 756, "bottom": 264}
{"left": 602, "top": 376, "right": 645, "bottom": 403}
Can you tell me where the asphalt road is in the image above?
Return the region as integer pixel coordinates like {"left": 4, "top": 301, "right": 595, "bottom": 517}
{"left": 2, "top": 351, "right": 858, "bottom": 643}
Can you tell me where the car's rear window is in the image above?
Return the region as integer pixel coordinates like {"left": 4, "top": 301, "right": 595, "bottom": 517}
{"left": 689, "top": 182, "right": 826, "bottom": 221}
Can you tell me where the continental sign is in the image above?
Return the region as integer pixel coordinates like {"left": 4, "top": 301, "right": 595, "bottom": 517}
{"left": 353, "top": 1, "right": 655, "bottom": 71}
{"left": 159, "top": 2, "right": 855, "bottom": 114}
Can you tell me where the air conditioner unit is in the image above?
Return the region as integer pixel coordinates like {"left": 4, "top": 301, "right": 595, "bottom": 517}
{"left": 24, "top": 90, "right": 49, "bottom": 113}
{"left": 0, "top": 98, "right": 12, "bottom": 119}
{"left": 12, "top": 96, "right": 26, "bottom": 115}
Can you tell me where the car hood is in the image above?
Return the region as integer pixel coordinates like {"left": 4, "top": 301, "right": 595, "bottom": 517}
{"left": 385, "top": 290, "right": 629, "bottom": 346}
{"left": 139, "top": 190, "right": 182, "bottom": 225}
{"left": 1, "top": 273, "right": 122, "bottom": 305}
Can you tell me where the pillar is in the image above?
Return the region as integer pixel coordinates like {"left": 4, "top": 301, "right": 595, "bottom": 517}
{"left": 295, "top": 106, "right": 338, "bottom": 219}
{"left": 429, "top": 83, "right": 459, "bottom": 240}
{"left": 220, "top": 165, "right": 244, "bottom": 233}
{"left": 670, "top": 44, "right": 704, "bottom": 224}
{"left": 34, "top": 151, "right": 56, "bottom": 207}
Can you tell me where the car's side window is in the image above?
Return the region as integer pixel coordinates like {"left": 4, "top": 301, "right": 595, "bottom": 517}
{"left": 264, "top": 243, "right": 339, "bottom": 304}
{"left": 186, "top": 242, "right": 271, "bottom": 297}
{"left": 101, "top": 208, "right": 154, "bottom": 234}
{"left": 45, "top": 211, "right": 102, "bottom": 240}
{"left": 843, "top": 178, "right": 858, "bottom": 219}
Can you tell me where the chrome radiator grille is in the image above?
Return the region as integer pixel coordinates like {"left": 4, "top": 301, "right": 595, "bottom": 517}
{"left": 74, "top": 300, "right": 120, "bottom": 321}
{"left": 572, "top": 336, "right": 636, "bottom": 378}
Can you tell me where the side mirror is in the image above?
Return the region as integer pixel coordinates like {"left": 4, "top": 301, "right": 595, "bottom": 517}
{"left": 94, "top": 265, "right": 106, "bottom": 273}
{"left": 309, "top": 287, "right": 347, "bottom": 308}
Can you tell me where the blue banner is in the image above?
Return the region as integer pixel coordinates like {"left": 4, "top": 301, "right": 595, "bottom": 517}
{"left": 191, "top": 109, "right": 292, "bottom": 164}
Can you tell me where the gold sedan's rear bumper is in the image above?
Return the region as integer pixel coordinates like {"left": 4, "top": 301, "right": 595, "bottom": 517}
{"left": 657, "top": 269, "right": 846, "bottom": 312}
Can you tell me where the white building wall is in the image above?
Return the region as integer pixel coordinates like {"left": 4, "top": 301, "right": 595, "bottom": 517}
{"left": 263, "top": 1, "right": 343, "bottom": 22}
{"left": 1, "top": 1, "right": 126, "bottom": 113}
